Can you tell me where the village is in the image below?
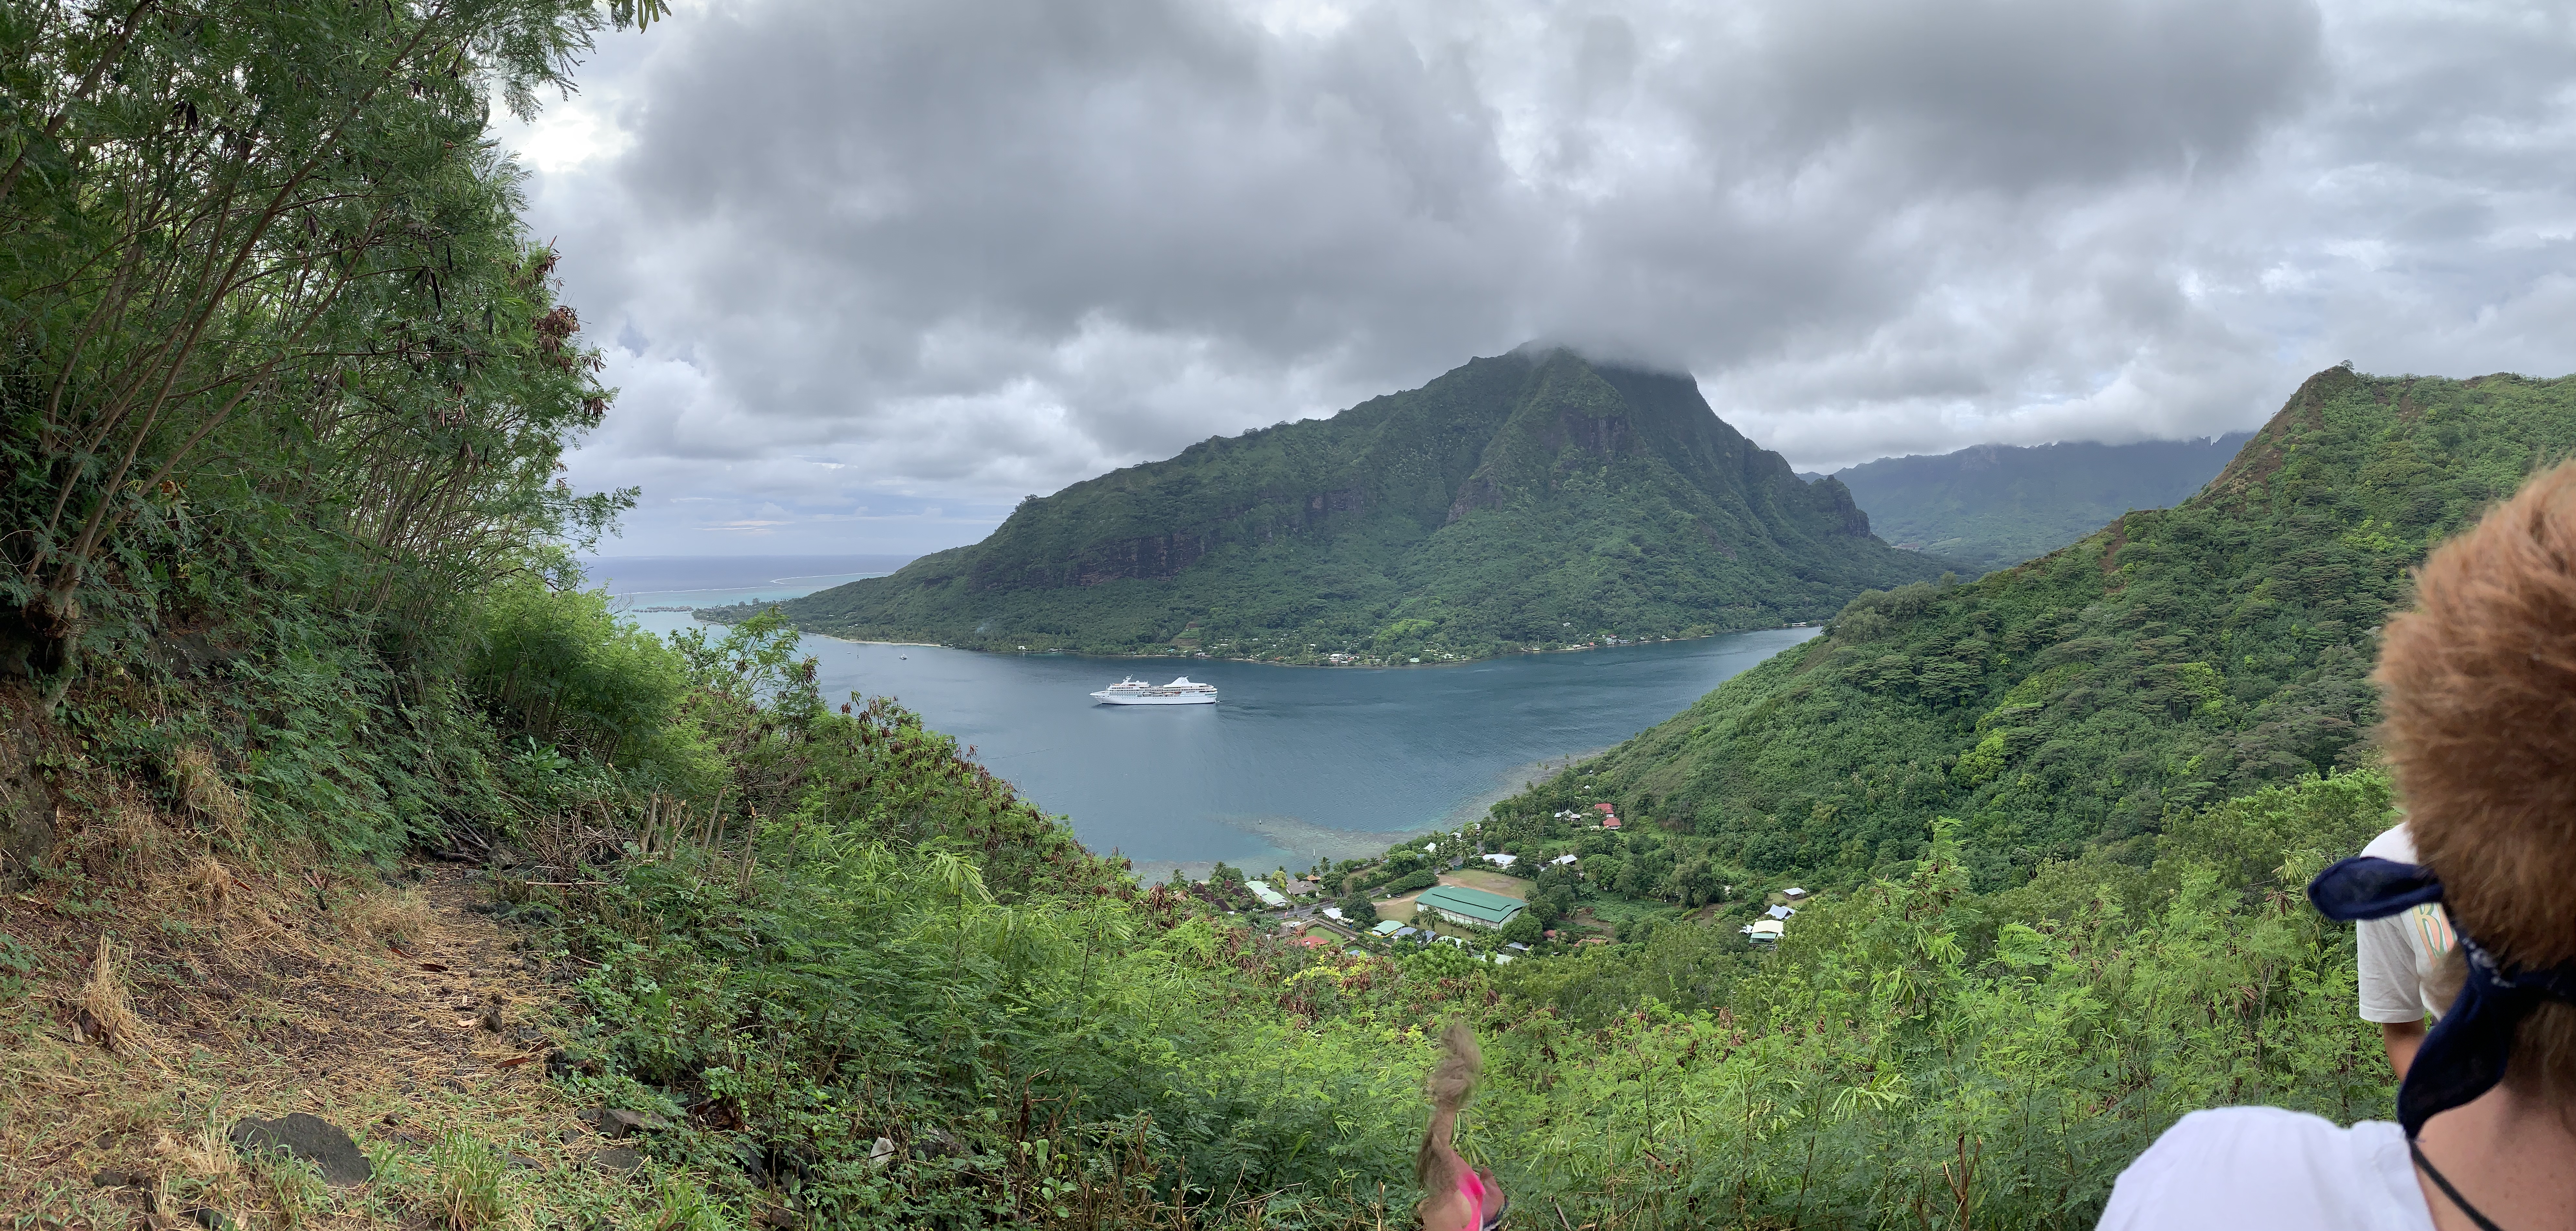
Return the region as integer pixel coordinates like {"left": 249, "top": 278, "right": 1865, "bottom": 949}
{"left": 1178, "top": 796, "right": 1814, "bottom": 962}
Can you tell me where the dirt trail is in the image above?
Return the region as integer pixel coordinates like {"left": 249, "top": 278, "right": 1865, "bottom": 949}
{"left": 2, "top": 858, "right": 619, "bottom": 1227}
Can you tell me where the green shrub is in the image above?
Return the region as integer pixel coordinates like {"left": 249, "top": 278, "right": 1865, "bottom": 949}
{"left": 469, "top": 578, "right": 718, "bottom": 792}
{"left": 426, "top": 1129, "right": 507, "bottom": 1230}
{"left": 1385, "top": 869, "right": 1437, "bottom": 894}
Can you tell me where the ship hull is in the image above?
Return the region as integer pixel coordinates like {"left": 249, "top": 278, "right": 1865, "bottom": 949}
{"left": 1091, "top": 691, "right": 1217, "bottom": 705}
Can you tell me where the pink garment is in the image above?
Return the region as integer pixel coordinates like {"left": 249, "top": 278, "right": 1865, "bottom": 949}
{"left": 1456, "top": 1168, "right": 1486, "bottom": 1227}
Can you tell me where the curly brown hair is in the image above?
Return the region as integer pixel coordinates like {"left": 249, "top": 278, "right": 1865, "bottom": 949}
{"left": 2378, "top": 459, "right": 2576, "bottom": 1105}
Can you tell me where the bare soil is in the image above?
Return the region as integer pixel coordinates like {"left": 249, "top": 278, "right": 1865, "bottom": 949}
{"left": 0, "top": 842, "right": 620, "bottom": 1229}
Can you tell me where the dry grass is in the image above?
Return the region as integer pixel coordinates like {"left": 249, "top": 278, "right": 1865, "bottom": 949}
{"left": 169, "top": 743, "right": 250, "bottom": 843}
{"left": 63, "top": 796, "right": 172, "bottom": 883}
{"left": 171, "top": 847, "right": 287, "bottom": 945}
{"left": 0, "top": 795, "right": 649, "bottom": 1228}
{"left": 344, "top": 884, "right": 435, "bottom": 951}
{"left": 153, "top": 1116, "right": 253, "bottom": 1220}
{"left": 71, "top": 933, "right": 150, "bottom": 1057}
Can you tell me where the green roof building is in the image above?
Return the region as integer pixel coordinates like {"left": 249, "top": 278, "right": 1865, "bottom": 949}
{"left": 1415, "top": 885, "right": 1524, "bottom": 930}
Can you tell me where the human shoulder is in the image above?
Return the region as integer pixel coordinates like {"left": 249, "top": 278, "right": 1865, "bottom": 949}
{"left": 2097, "top": 1108, "right": 2431, "bottom": 1231}
{"left": 2362, "top": 823, "right": 2417, "bottom": 863}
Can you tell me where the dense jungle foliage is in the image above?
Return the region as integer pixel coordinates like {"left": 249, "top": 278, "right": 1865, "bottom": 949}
{"left": 0, "top": 0, "right": 669, "bottom": 709}
{"left": 1832, "top": 432, "right": 2253, "bottom": 572}
{"left": 746, "top": 349, "right": 1944, "bottom": 662}
{"left": 1492, "top": 367, "right": 2576, "bottom": 897}
{"left": 0, "top": 0, "right": 679, "bottom": 869}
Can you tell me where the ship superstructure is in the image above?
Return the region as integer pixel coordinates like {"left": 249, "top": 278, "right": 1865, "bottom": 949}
{"left": 1091, "top": 676, "right": 1219, "bottom": 705}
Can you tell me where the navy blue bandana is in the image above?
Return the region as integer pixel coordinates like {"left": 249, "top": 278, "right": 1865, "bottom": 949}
{"left": 2309, "top": 855, "right": 2576, "bottom": 1136}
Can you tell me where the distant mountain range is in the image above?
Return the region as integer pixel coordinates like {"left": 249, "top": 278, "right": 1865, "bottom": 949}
{"left": 1822, "top": 433, "right": 2256, "bottom": 572}
{"left": 749, "top": 348, "right": 1948, "bottom": 661}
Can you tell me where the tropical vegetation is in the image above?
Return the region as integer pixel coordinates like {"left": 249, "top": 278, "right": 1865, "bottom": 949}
{"left": 1508, "top": 368, "right": 2576, "bottom": 895}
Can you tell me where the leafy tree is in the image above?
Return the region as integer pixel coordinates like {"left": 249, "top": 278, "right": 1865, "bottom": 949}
{"left": 1385, "top": 868, "right": 1437, "bottom": 895}
{"left": 1, "top": 0, "right": 666, "bottom": 713}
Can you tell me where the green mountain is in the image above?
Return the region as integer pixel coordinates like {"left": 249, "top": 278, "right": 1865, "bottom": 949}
{"left": 767, "top": 348, "right": 1948, "bottom": 659}
{"left": 1485, "top": 366, "right": 2576, "bottom": 891}
{"left": 1832, "top": 431, "right": 2255, "bottom": 571}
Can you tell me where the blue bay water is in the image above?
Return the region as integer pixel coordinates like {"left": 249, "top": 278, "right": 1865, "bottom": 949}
{"left": 590, "top": 555, "right": 1819, "bottom": 879}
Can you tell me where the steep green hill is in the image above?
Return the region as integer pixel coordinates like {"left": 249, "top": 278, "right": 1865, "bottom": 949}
{"left": 1487, "top": 367, "right": 2576, "bottom": 890}
{"left": 762, "top": 349, "right": 1947, "bottom": 660}
{"left": 1833, "top": 431, "right": 2255, "bottom": 571}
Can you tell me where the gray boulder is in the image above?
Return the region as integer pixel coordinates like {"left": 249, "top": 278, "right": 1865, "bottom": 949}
{"left": 228, "top": 1113, "right": 371, "bottom": 1186}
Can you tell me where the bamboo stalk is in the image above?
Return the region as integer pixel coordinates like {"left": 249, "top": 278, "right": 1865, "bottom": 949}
{"left": 703, "top": 785, "right": 730, "bottom": 848}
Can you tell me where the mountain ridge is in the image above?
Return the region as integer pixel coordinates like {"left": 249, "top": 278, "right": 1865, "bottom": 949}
{"left": 1483, "top": 366, "right": 2576, "bottom": 890}
{"left": 1829, "top": 431, "right": 2257, "bottom": 570}
{"left": 756, "top": 348, "right": 1947, "bottom": 660}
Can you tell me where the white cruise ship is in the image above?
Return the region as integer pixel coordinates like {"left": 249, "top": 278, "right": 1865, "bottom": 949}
{"left": 1091, "top": 676, "right": 1219, "bottom": 705}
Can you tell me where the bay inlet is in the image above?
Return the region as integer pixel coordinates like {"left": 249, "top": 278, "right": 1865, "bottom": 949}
{"left": 593, "top": 556, "right": 1821, "bottom": 879}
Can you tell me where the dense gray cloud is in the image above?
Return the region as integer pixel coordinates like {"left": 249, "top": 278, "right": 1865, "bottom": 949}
{"left": 506, "top": 0, "right": 2576, "bottom": 555}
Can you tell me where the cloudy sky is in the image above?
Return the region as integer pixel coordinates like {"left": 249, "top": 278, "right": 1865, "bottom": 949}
{"left": 507, "top": 0, "right": 2576, "bottom": 557}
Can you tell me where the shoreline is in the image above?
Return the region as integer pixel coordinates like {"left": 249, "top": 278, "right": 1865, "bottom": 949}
{"left": 741, "top": 617, "right": 1818, "bottom": 670}
{"left": 1121, "top": 744, "right": 1611, "bottom": 885}
{"left": 693, "top": 611, "right": 1807, "bottom": 886}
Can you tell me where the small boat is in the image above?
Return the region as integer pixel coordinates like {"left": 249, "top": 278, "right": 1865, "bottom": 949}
{"left": 1091, "top": 676, "right": 1219, "bottom": 706}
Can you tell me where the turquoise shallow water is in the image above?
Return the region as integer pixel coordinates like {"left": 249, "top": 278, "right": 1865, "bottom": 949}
{"left": 590, "top": 556, "right": 1818, "bottom": 878}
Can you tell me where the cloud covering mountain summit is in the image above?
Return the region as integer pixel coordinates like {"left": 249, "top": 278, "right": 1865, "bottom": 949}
{"left": 511, "top": 0, "right": 2576, "bottom": 554}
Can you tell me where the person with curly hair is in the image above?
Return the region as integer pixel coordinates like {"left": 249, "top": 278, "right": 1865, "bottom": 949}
{"left": 2102, "top": 461, "right": 2576, "bottom": 1231}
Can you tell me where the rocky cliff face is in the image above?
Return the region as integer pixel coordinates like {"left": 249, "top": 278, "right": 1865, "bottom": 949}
{"left": 768, "top": 348, "right": 1946, "bottom": 656}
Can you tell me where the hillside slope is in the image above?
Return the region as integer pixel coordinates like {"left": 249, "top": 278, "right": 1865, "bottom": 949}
{"left": 1494, "top": 367, "right": 2576, "bottom": 889}
{"left": 768, "top": 349, "right": 1947, "bottom": 660}
{"left": 1833, "top": 432, "right": 2255, "bottom": 571}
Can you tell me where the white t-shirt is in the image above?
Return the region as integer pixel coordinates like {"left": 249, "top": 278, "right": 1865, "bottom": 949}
{"left": 2357, "top": 825, "right": 2458, "bottom": 1025}
{"left": 2097, "top": 1107, "right": 2433, "bottom": 1231}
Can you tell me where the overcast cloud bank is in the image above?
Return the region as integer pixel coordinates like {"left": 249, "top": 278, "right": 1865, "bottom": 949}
{"left": 508, "top": 0, "right": 2576, "bottom": 555}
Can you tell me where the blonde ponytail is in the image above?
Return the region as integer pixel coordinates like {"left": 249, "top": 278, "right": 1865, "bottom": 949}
{"left": 1415, "top": 1022, "right": 1483, "bottom": 1187}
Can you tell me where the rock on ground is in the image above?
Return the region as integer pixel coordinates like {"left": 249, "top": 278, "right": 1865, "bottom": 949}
{"left": 227, "top": 1113, "right": 372, "bottom": 1186}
